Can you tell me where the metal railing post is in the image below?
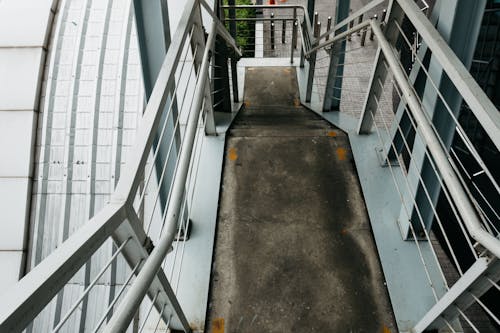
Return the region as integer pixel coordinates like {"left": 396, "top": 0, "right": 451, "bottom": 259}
{"left": 306, "top": 19, "right": 320, "bottom": 102}
{"left": 360, "top": 26, "right": 367, "bottom": 45}
{"left": 326, "top": 16, "right": 332, "bottom": 41}
{"left": 369, "top": 14, "right": 377, "bottom": 40}
{"left": 282, "top": 18, "right": 286, "bottom": 43}
{"left": 357, "top": 14, "right": 363, "bottom": 35}
{"left": 271, "top": 12, "right": 275, "bottom": 50}
{"left": 228, "top": 0, "right": 239, "bottom": 103}
{"left": 381, "top": 9, "right": 387, "bottom": 23}
{"left": 291, "top": 8, "right": 297, "bottom": 63}
{"left": 348, "top": 19, "right": 354, "bottom": 41}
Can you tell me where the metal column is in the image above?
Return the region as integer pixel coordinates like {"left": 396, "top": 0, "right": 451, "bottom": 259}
{"left": 322, "top": 0, "right": 350, "bottom": 111}
{"left": 396, "top": 0, "right": 486, "bottom": 238}
{"left": 228, "top": 0, "right": 239, "bottom": 102}
{"left": 133, "top": 0, "right": 180, "bottom": 213}
{"left": 213, "top": 0, "right": 233, "bottom": 113}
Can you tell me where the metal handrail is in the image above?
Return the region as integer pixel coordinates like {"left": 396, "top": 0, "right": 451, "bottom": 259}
{"left": 221, "top": 4, "right": 314, "bottom": 49}
{"left": 368, "top": 20, "right": 500, "bottom": 259}
{"left": 317, "top": 0, "right": 385, "bottom": 42}
{"left": 300, "top": 0, "right": 500, "bottom": 258}
{"left": 103, "top": 16, "right": 220, "bottom": 333}
{"left": 0, "top": 0, "right": 240, "bottom": 331}
{"left": 306, "top": 19, "right": 371, "bottom": 56}
{"left": 396, "top": 0, "right": 500, "bottom": 150}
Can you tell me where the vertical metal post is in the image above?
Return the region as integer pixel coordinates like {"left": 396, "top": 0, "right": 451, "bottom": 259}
{"left": 306, "top": 20, "right": 320, "bottom": 102}
{"left": 103, "top": 18, "right": 219, "bottom": 333}
{"left": 314, "top": 12, "right": 319, "bottom": 27}
{"left": 326, "top": 16, "right": 332, "bottom": 41}
{"left": 360, "top": 27, "right": 367, "bottom": 45}
{"left": 358, "top": 2, "right": 406, "bottom": 133}
{"left": 133, "top": 0, "right": 180, "bottom": 219}
{"left": 300, "top": 47, "right": 305, "bottom": 67}
{"left": 394, "top": 0, "right": 487, "bottom": 238}
{"left": 369, "top": 14, "right": 377, "bottom": 41}
{"left": 381, "top": 9, "right": 387, "bottom": 23}
{"left": 307, "top": 0, "right": 315, "bottom": 23}
{"left": 282, "top": 19, "right": 286, "bottom": 44}
{"left": 291, "top": 8, "right": 297, "bottom": 63}
{"left": 271, "top": 12, "right": 275, "bottom": 50}
{"left": 322, "top": 0, "right": 350, "bottom": 111}
{"left": 213, "top": 35, "right": 231, "bottom": 113}
{"left": 348, "top": 19, "right": 354, "bottom": 41}
{"left": 228, "top": 0, "right": 239, "bottom": 103}
{"left": 357, "top": 14, "right": 363, "bottom": 35}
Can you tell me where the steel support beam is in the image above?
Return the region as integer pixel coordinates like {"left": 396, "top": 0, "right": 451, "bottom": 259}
{"left": 228, "top": 0, "right": 239, "bottom": 102}
{"left": 307, "top": 0, "right": 315, "bottom": 24}
{"left": 396, "top": 0, "right": 487, "bottom": 237}
{"left": 133, "top": 0, "right": 180, "bottom": 215}
{"left": 370, "top": 19, "right": 500, "bottom": 259}
{"left": 322, "top": 0, "right": 350, "bottom": 111}
{"left": 357, "top": 0, "right": 405, "bottom": 133}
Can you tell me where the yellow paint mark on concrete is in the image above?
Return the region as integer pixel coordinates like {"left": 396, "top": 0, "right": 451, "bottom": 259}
{"left": 293, "top": 98, "right": 301, "bottom": 107}
{"left": 283, "top": 68, "right": 292, "bottom": 73}
{"left": 382, "top": 325, "right": 391, "bottom": 333}
{"left": 336, "top": 147, "right": 347, "bottom": 161}
{"left": 327, "top": 131, "right": 337, "bottom": 137}
{"left": 228, "top": 147, "right": 238, "bottom": 161}
{"left": 244, "top": 101, "right": 250, "bottom": 107}
{"left": 212, "top": 318, "right": 225, "bottom": 333}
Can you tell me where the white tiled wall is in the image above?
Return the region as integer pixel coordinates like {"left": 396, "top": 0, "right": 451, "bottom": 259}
{"left": 0, "top": 0, "right": 56, "bottom": 291}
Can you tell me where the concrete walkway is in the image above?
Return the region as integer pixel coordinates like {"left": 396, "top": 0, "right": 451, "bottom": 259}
{"left": 207, "top": 67, "right": 396, "bottom": 332}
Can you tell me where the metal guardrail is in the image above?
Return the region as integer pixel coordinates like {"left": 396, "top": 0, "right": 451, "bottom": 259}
{"left": 0, "top": 0, "right": 240, "bottom": 332}
{"left": 0, "top": 0, "right": 499, "bottom": 332}
{"left": 300, "top": 0, "right": 500, "bottom": 331}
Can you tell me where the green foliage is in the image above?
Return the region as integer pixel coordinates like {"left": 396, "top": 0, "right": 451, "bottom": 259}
{"left": 224, "top": 0, "right": 256, "bottom": 56}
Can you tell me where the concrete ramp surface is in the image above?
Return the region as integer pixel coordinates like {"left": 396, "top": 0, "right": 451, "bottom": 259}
{"left": 207, "top": 67, "right": 395, "bottom": 332}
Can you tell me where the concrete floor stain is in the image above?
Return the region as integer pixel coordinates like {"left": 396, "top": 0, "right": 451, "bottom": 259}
{"left": 228, "top": 147, "right": 238, "bottom": 161}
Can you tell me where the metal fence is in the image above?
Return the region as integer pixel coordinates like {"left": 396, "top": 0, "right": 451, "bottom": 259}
{"left": 299, "top": 0, "right": 500, "bottom": 331}
{"left": 0, "top": 0, "right": 240, "bottom": 332}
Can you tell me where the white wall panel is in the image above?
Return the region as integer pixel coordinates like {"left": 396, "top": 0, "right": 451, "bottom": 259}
{"left": 0, "top": 111, "right": 36, "bottom": 177}
{"left": 0, "top": 48, "right": 45, "bottom": 111}
{"left": 0, "top": 252, "right": 23, "bottom": 285}
{"left": 0, "top": 0, "right": 55, "bottom": 47}
{"left": 0, "top": 178, "right": 30, "bottom": 250}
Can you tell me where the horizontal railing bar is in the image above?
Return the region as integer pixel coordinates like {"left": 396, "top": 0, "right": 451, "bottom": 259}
{"left": 370, "top": 20, "right": 500, "bottom": 259}
{"left": 222, "top": 4, "right": 314, "bottom": 44}
{"left": 318, "top": 0, "right": 385, "bottom": 41}
{"left": 396, "top": 0, "right": 500, "bottom": 150}
{"left": 306, "top": 19, "right": 371, "bottom": 56}
{"left": 0, "top": 202, "right": 126, "bottom": 332}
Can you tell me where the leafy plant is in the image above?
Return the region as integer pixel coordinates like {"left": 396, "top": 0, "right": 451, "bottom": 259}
{"left": 224, "top": 0, "right": 256, "bottom": 57}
